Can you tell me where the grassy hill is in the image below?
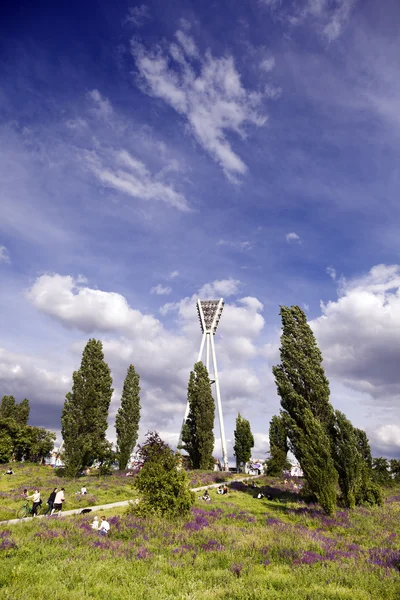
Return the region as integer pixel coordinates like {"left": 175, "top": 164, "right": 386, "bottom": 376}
{"left": 1, "top": 465, "right": 400, "bottom": 599}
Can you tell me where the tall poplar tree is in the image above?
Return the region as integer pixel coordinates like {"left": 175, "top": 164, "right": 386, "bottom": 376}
{"left": 61, "top": 339, "right": 113, "bottom": 476}
{"left": 266, "top": 415, "right": 290, "bottom": 476}
{"left": 116, "top": 364, "right": 141, "bottom": 470}
{"left": 233, "top": 413, "right": 254, "bottom": 471}
{"left": 273, "top": 306, "right": 338, "bottom": 514}
{"left": 181, "top": 362, "right": 215, "bottom": 470}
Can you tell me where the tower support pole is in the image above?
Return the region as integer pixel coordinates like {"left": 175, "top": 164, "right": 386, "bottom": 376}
{"left": 178, "top": 331, "right": 207, "bottom": 448}
{"left": 210, "top": 333, "right": 228, "bottom": 470}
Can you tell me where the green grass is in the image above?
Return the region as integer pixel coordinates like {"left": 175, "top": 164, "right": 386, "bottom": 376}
{"left": 1, "top": 467, "right": 400, "bottom": 599}
{"left": 0, "top": 462, "right": 136, "bottom": 520}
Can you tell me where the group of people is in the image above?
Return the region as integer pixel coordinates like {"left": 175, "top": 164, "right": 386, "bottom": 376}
{"left": 200, "top": 485, "right": 228, "bottom": 502}
{"left": 91, "top": 515, "right": 110, "bottom": 536}
{"left": 22, "top": 487, "right": 65, "bottom": 516}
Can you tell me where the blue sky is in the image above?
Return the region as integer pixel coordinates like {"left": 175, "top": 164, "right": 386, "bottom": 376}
{"left": 1, "top": 0, "right": 400, "bottom": 460}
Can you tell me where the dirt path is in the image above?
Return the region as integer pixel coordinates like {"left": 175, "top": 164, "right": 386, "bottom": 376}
{"left": 0, "top": 474, "right": 262, "bottom": 526}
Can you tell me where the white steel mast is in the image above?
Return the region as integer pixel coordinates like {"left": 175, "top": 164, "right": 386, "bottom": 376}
{"left": 178, "top": 298, "right": 229, "bottom": 471}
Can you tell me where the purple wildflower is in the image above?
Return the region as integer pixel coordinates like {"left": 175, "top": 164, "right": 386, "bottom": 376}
{"left": 231, "top": 563, "right": 243, "bottom": 577}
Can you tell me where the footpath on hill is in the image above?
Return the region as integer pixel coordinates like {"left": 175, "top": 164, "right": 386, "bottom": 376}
{"left": 0, "top": 474, "right": 262, "bottom": 526}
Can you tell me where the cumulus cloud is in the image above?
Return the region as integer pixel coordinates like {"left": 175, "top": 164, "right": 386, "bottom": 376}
{"left": 132, "top": 30, "right": 267, "bottom": 181}
{"left": 286, "top": 232, "right": 301, "bottom": 243}
{"left": 85, "top": 148, "right": 190, "bottom": 211}
{"left": 151, "top": 284, "right": 172, "bottom": 295}
{"left": 368, "top": 424, "right": 400, "bottom": 458}
{"left": 26, "top": 273, "right": 162, "bottom": 338}
{"left": 0, "top": 245, "right": 11, "bottom": 263}
{"left": 198, "top": 278, "right": 241, "bottom": 298}
{"left": 311, "top": 264, "right": 400, "bottom": 406}
{"left": 168, "top": 270, "right": 179, "bottom": 279}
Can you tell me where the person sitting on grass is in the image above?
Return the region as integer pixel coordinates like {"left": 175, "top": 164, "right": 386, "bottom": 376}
{"left": 44, "top": 488, "right": 57, "bottom": 515}
{"left": 5, "top": 468, "right": 14, "bottom": 475}
{"left": 202, "top": 490, "right": 211, "bottom": 502}
{"left": 51, "top": 487, "right": 65, "bottom": 515}
{"left": 21, "top": 489, "right": 28, "bottom": 499}
{"left": 223, "top": 485, "right": 228, "bottom": 495}
{"left": 217, "top": 485, "right": 224, "bottom": 495}
{"left": 91, "top": 516, "right": 99, "bottom": 530}
{"left": 256, "top": 492, "right": 265, "bottom": 499}
{"left": 98, "top": 516, "right": 110, "bottom": 536}
{"left": 27, "top": 489, "right": 41, "bottom": 516}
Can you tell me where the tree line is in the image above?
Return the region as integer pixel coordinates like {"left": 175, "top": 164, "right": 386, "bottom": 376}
{"left": 60, "top": 339, "right": 254, "bottom": 476}
{"left": 0, "top": 396, "right": 56, "bottom": 463}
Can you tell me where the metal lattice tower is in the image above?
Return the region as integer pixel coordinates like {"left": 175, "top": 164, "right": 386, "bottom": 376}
{"left": 179, "top": 298, "right": 229, "bottom": 471}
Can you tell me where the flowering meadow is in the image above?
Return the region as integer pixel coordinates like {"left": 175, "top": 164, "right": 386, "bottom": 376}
{"left": 0, "top": 463, "right": 136, "bottom": 521}
{"left": 0, "top": 464, "right": 243, "bottom": 521}
{"left": 1, "top": 474, "right": 400, "bottom": 599}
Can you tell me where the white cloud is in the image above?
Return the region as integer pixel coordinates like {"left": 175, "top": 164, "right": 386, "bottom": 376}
{"left": 326, "top": 266, "right": 336, "bottom": 280}
{"left": 151, "top": 284, "right": 172, "bottom": 295}
{"left": 217, "top": 239, "right": 252, "bottom": 250}
{"left": 168, "top": 270, "right": 180, "bottom": 279}
{"left": 0, "top": 245, "right": 11, "bottom": 264}
{"left": 85, "top": 148, "right": 190, "bottom": 212}
{"left": 321, "top": 0, "right": 355, "bottom": 42}
{"left": 261, "top": 0, "right": 355, "bottom": 42}
{"left": 87, "top": 89, "right": 114, "bottom": 120}
{"left": 26, "top": 273, "right": 162, "bottom": 338}
{"left": 260, "top": 56, "right": 276, "bottom": 72}
{"left": 264, "top": 83, "right": 282, "bottom": 100}
{"left": 286, "top": 232, "right": 301, "bottom": 243}
{"left": 199, "top": 278, "right": 241, "bottom": 298}
{"left": 132, "top": 31, "right": 267, "bottom": 181}
{"left": 311, "top": 264, "right": 400, "bottom": 405}
{"left": 368, "top": 424, "right": 400, "bottom": 458}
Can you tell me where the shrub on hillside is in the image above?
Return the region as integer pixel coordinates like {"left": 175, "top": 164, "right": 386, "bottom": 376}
{"left": 133, "top": 431, "right": 195, "bottom": 518}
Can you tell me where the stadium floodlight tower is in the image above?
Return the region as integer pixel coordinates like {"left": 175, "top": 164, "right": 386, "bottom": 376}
{"left": 179, "top": 298, "right": 229, "bottom": 471}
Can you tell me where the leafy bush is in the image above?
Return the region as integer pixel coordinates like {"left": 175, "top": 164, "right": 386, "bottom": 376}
{"left": 133, "top": 431, "right": 195, "bottom": 518}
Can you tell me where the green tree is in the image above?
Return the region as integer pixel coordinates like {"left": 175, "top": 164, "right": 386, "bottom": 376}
{"left": 0, "top": 428, "right": 14, "bottom": 463}
{"left": 61, "top": 339, "right": 113, "bottom": 477}
{"left": 352, "top": 428, "right": 382, "bottom": 506}
{"left": 266, "top": 415, "right": 291, "bottom": 476}
{"left": 330, "top": 411, "right": 362, "bottom": 508}
{"left": 233, "top": 413, "right": 254, "bottom": 472}
{"left": 14, "top": 398, "right": 30, "bottom": 426}
{"left": 273, "top": 306, "right": 338, "bottom": 514}
{"left": 134, "top": 431, "right": 195, "bottom": 517}
{"left": 354, "top": 428, "right": 373, "bottom": 470}
{"left": 372, "top": 457, "right": 392, "bottom": 486}
{"left": 181, "top": 362, "right": 215, "bottom": 470}
{"left": 390, "top": 459, "right": 400, "bottom": 483}
{"left": 116, "top": 364, "right": 141, "bottom": 470}
{"left": 22, "top": 427, "right": 56, "bottom": 462}
{"left": 0, "top": 396, "right": 16, "bottom": 420}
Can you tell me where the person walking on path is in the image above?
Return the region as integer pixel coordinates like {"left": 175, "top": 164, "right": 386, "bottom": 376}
{"left": 51, "top": 488, "right": 65, "bottom": 515}
{"left": 44, "top": 488, "right": 57, "bottom": 515}
{"left": 27, "top": 489, "right": 41, "bottom": 516}
{"left": 98, "top": 516, "right": 110, "bottom": 536}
